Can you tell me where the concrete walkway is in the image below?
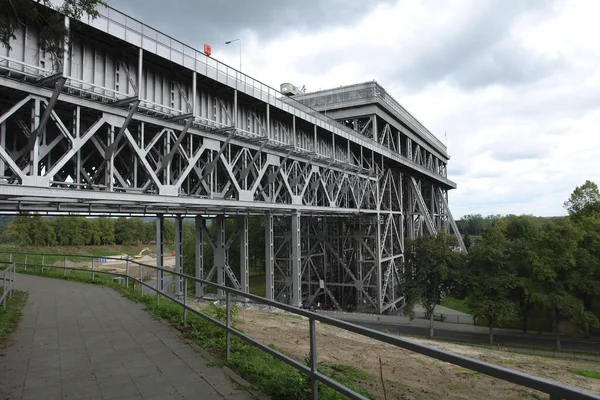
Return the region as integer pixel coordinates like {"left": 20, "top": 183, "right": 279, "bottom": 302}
{"left": 0, "top": 274, "right": 256, "bottom": 400}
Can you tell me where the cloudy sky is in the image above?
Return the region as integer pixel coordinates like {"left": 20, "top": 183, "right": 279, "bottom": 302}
{"left": 108, "top": 0, "right": 600, "bottom": 218}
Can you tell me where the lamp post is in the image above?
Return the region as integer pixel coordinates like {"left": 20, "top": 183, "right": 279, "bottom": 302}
{"left": 225, "top": 38, "right": 241, "bottom": 72}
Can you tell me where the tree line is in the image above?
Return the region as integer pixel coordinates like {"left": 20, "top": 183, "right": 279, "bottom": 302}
{"left": 404, "top": 180, "right": 600, "bottom": 349}
{"left": 2, "top": 215, "right": 176, "bottom": 246}
{"left": 1, "top": 214, "right": 267, "bottom": 275}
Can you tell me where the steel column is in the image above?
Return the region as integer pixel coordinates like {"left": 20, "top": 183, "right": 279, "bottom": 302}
{"left": 156, "top": 215, "right": 165, "bottom": 292}
{"left": 265, "top": 213, "right": 275, "bottom": 301}
{"left": 216, "top": 215, "right": 226, "bottom": 298}
{"left": 291, "top": 211, "right": 301, "bottom": 307}
{"left": 175, "top": 215, "right": 183, "bottom": 297}
{"left": 195, "top": 215, "right": 204, "bottom": 298}
{"left": 239, "top": 215, "right": 249, "bottom": 300}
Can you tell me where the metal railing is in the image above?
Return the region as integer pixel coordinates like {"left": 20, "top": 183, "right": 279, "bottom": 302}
{"left": 0, "top": 261, "right": 16, "bottom": 310}
{"left": 1, "top": 251, "right": 598, "bottom": 400}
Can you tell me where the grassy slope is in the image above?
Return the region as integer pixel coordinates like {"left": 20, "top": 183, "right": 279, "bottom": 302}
{"left": 0, "top": 290, "right": 29, "bottom": 347}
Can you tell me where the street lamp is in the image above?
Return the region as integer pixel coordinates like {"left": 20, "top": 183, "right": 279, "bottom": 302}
{"left": 225, "top": 38, "right": 241, "bottom": 72}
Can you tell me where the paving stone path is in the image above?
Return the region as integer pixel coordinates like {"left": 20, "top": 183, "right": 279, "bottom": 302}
{"left": 0, "top": 274, "right": 256, "bottom": 400}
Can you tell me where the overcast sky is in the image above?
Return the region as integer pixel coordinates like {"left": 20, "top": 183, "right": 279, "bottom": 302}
{"left": 108, "top": 0, "right": 600, "bottom": 218}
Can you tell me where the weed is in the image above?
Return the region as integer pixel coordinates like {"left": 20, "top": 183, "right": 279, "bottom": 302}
{"left": 328, "top": 363, "right": 374, "bottom": 381}
{"left": 0, "top": 290, "right": 29, "bottom": 346}
{"left": 569, "top": 369, "right": 600, "bottom": 380}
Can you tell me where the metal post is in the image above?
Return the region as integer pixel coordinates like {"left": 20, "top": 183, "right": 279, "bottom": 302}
{"left": 42, "top": 255, "right": 45, "bottom": 274}
{"left": 226, "top": 291, "right": 231, "bottom": 360}
{"left": 183, "top": 278, "right": 187, "bottom": 327}
{"left": 9, "top": 265, "right": 13, "bottom": 299}
{"left": 126, "top": 259, "right": 129, "bottom": 288}
{"left": 63, "top": 256, "right": 67, "bottom": 277}
{"left": 310, "top": 318, "right": 318, "bottom": 400}
{"left": 2, "top": 270, "right": 5, "bottom": 310}
{"left": 24, "top": 254, "right": 27, "bottom": 271}
{"left": 139, "top": 263, "right": 143, "bottom": 295}
{"left": 157, "top": 272, "right": 160, "bottom": 305}
{"left": 92, "top": 257, "right": 95, "bottom": 281}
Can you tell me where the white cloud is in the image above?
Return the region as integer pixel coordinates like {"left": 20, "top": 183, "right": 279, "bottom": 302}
{"left": 114, "top": 0, "right": 600, "bottom": 219}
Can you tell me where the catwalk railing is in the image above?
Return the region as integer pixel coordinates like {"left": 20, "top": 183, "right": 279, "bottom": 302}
{"left": 0, "top": 262, "right": 16, "bottom": 310}
{"left": 0, "top": 251, "right": 598, "bottom": 400}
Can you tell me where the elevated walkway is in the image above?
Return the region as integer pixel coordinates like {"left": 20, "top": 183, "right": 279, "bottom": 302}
{"left": 0, "top": 274, "right": 254, "bottom": 400}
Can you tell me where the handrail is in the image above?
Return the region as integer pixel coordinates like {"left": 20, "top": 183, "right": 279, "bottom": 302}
{"left": 0, "top": 261, "right": 16, "bottom": 310}
{"left": 2, "top": 251, "right": 598, "bottom": 400}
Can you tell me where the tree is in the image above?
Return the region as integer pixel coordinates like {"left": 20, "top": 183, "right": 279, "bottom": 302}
{"left": 466, "top": 228, "right": 518, "bottom": 344}
{"left": 97, "top": 217, "right": 116, "bottom": 245}
{"left": 1, "top": 0, "right": 104, "bottom": 70}
{"left": 6, "top": 214, "right": 55, "bottom": 246}
{"left": 115, "top": 217, "right": 139, "bottom": 245}
{"left": 30, "top": 215, "right": 56, "bottom": 246}
{"left": 402, "top": 231, "right": 464, "bottom": 339}
{"left": 456, "top": 214, "right": 484, "bottom": 236}
{"left": 570, "top": 211, "right": 600, "bottom": 337}
{"left": 6, "top": 215, "right": 33, "bottom": 246}
{"left": 564, "top": 180, "right": 600, "bottom": 215}
{"left": 503, "top": 215, "right": 541, "bottom": 334}
{"left": 532, "top": 218, "right": 598, "bottom": 350}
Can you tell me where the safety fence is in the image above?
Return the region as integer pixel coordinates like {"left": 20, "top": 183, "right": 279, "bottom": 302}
{"left": 0, "top": 261, "right": 16, "bottom": 310}
{"left": 0, "top": 251, "right": 598, "bottom": 400}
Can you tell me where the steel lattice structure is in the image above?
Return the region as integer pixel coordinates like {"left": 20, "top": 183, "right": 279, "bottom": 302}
{"left": 0, "top": 3, "right": 464, "bottom": 313}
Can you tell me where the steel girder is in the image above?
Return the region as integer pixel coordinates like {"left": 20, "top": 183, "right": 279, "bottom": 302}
{"left": 0, "top": 17, "right": 464, "bottom": 314}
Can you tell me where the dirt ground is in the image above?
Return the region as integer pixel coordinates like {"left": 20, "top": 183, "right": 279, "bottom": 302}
{"left": 52, "top": 255, "right": 176, "bottom": 279}
{"left": 217, "top": 306, "right": 600, "bottom": 400}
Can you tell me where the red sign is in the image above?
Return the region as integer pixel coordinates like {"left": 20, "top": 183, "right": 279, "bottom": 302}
{"left": 204, "top": 44, "right": 211, "bottom": 56}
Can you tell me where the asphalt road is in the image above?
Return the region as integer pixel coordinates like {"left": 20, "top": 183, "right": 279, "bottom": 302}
{"left": 345, "top": 319, "right": 600, "bottom": 354}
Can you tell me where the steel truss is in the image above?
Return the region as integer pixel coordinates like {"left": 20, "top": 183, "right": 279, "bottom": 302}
{"left": 0, "top": 4, "right": 464, "bottom": 313}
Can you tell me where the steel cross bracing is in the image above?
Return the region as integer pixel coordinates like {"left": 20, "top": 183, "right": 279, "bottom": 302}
{"left": 0, "top": 4, "right": 464, "bottom": 313}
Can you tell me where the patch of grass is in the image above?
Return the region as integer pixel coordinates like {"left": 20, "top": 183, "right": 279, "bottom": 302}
{"left": 569, "top": 369, "right": 600, "bottom": 380}
{"left": 327, "top": 363, "right": 374, "bottom": 382}
{"left": 8, "top": 263, "right": 375, "bottom": 399}
{"left": 249, "top": 274, "right": 266, "bottom": 297}
{"left": 0, "top": 290, "right": 29, "bottom": 346}
{"left": 10, "top": 264, "right": 117, "bottom": 286}
{"left": 440, "top": 296, "right": 471, "bottom": 314}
